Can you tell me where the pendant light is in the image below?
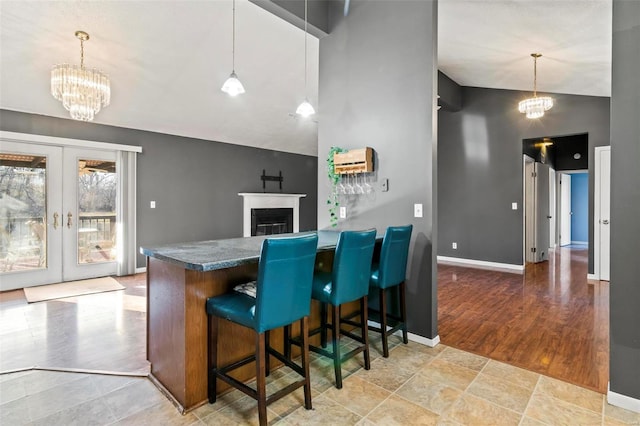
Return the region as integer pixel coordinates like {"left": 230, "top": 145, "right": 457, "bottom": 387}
{"left": 221, "top": 0, "right": 245, "bottom": 96}
{"left": 518, "top": 53, "right": 553, "bottom": 119}
{"left": 296, "top": 0, "right": 315, "bottom": 117}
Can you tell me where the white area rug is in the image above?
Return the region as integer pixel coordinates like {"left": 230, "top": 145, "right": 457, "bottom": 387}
{"left": 23, "top": 277, "right": 124, "bottom": 303}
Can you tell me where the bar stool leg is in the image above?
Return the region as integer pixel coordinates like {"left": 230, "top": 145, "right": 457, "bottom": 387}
{"left": 265, "top": 330, "right": 271, "bottom": 377}
{"left": 379, "top": 288, "right": 389, "bottom": 357}
{"left": 320, "top": 302, "right": 328, "bottom": 348}
{"left": 360, "top": 296, "right": 371, "bottom": 370}
{"left": 208, "top": 314, "right": 218, "bottom": 403}
{"left": 400, "top": 282, "right": 408, "bottom": 344}
{"left": 284, "top": 325, "right": 291, "bottom": 360}
{"left": 256, "top": 332, "right": 268, "bottom": 426}
{"left": 331, "top": 304, "right": 343, "bottom": 389}
{"left": 300, "top": 317, "right": 312, "bottom": 409}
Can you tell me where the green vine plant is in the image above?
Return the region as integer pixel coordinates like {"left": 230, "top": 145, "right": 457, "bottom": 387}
{"left": 327, "top": 146, "right": 345, "bottom": 227}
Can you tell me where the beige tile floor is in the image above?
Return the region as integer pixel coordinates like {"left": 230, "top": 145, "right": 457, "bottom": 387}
{"left": 1, "top": 337, "right": 639, "bottom": 425}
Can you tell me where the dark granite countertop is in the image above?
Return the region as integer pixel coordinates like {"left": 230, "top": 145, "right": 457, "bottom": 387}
{"left": 140, "top": 230, "right": 345, "bottom": 272}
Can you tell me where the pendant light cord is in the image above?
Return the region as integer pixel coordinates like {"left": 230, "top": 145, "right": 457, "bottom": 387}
{"left": 304, "top": 0, "right": 308, "bottom": 97}
{"left": 232, "top": 0, "right": 236, "bottom": 72}
{"left": 533, "top": 55, "right": 537, "bottom": 97}
{"left": 80, "top": 38, "right": 85, "bottom": 69}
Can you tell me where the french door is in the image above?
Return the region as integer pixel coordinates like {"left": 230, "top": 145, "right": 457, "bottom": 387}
{"left": 1, "top": 142, "right": 117, "bottom": 290}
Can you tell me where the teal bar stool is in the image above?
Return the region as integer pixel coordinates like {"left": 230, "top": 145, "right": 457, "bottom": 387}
{"left": 299, "top": 229, "right": 376, "bottom": 389}
{"left": 368, "top": 225, "right": 413, "bottom": 357}
{"left": 206, "top": 233, "right": 318, "bottom": 426}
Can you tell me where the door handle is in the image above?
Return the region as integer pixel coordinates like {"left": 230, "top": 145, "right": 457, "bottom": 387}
{"left": 547, "top": 215, "right": 552, "bottom": 219}
{"left": 602, "top": 219, "right": 610, "bottom": 225}
{"left": 53, "top": 212, "right": 59, "bottom": 230}
{"left": 67, "top": 212, "right": 73, "bottom": 229}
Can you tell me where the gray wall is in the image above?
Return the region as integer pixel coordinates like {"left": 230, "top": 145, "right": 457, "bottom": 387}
{"left": 0, "top": 109, "right": 318, "bottom": 268}
{"left": 318, "top": 0, "right": 438, "bottom": 338}
{"left": 609, "top": 0, "right": 640, "bottom": 401}
{"left": 438, "top": 87, "right": 610, "bottom": 270}
{"left": 438, "top": 71, "right": 462, "bottom": 112}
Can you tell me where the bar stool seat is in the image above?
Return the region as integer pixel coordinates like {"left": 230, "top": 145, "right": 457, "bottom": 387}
{"left": 206, "top": 233, "right": 318, "bottom": 426}
{"left": 292, "top": 229, "right": 376, "bottom": 389}
{"left": 368, "top": 225, "right": 413, "bottom": 357}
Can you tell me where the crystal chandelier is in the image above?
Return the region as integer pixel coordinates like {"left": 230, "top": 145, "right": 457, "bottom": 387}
{"left": 296, "top": 0, "right": 315, "bottom": 117}
{"left": 518, "top": 53, "right": 553, "bottom": 119}
{"left": 221, "top": 0, "right": 245, "bottom": 96}
{"left": 51, "top": 31, "right": 111, "bottom": 122}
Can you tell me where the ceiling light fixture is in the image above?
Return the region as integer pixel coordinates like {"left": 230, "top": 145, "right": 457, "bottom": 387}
{"left": 221, "top": 0, "right": 245, "bottom": 96}
{"left": 51, "top": 31, "right": 111, "bottom": 122}
{"left": 518, "top": 53, "right": 553, "bottom": 119}
{"left": 296, "top": 0, "right": 315, "bottom": 117}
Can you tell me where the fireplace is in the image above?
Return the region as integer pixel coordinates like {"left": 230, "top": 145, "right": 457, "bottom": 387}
{"left": 239, "top": 193, "right": 306, "bottom": 237}
{"left": 251, "top": 208, "right": 293, "bottom": 236}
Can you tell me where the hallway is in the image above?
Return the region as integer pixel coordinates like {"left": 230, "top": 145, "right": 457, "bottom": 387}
{"left": 439, "top": 245, "right": 609, "bottom": 393}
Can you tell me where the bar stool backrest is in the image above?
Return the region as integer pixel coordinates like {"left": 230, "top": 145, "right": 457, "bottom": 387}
{"left": 330, "top": 229, "right": 377, "bottom": 306}
{"left": 377, "top": 225, "right": 413, "bottom": 289}
{"left": 255, "top": 233, "right": 319, "bottom": 333}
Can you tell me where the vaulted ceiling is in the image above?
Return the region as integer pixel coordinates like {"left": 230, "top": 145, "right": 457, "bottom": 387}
{"left": 0, "top": 1, "right": 612, "bottom": 157}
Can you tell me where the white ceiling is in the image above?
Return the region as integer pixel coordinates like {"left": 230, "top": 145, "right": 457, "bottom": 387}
{"left": 0, "top": 1, "right": 612, "bottom": 157}
{"left": 438, "top": 0, "right": 612, "bottom": 97}
{"left": 0, "top": 0, "right": 319, "bottom": 156}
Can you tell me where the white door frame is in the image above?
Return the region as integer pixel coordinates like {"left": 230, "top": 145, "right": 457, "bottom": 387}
{"left": 594, "top": 146, "right": 611, "bottom": 281}
{"left": 523, "top": 155, "right": 535, "bottom": 263}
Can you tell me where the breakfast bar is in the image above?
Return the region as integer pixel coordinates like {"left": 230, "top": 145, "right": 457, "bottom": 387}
{"left": 140, "top": 231, "right": 353, "bottom": 413}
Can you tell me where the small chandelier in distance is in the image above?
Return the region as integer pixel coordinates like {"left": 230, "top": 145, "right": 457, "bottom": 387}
{"left": 221, "top": 0, "right": 245, "bottom": 96}
{"left": 51, "top": 31, "right": 111, "bottom": 122}
{"left": 518, "top": 53, "right": 553, "bottom": 119}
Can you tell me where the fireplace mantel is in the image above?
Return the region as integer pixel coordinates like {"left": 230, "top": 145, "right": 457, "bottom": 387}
{"left": 239, "top": 193, "right": 306, "bottom": 237}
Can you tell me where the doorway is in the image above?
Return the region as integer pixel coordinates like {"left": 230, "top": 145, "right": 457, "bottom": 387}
{"left": 557, "top": 171, "right": 589, "bottom": 247}
{"left": 1, "top": 136, "right": 138, "bottom": 291}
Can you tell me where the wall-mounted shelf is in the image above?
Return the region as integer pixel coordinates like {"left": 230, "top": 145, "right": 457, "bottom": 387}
{"left": 333, "top": 147, "right": 374, "bottom": 174}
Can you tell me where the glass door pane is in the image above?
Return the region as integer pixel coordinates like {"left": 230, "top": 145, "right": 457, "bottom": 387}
{"left": 0, "top": 142, "right": 63, "bottom": 290}
{"left": 0, "top": 153, "right": 47, "bottom": 271}
{"left": 63, "top": 148, "right": 117, "bottom": 281}
{"left": 77, "top": 159, "right": 117, "bottom": 264}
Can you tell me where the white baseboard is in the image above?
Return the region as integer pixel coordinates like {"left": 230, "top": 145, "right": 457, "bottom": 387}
{"left": 437, "top": 256, "right": 525, "bottom": 274}
{"left": 367, "top": 320, "right": 440, "bottom": 348}
{"left": 408, "top": 332, "right": 440, "bottom": 347}
{"left": 135, "top": 267, "right": 147, "bottom": 274}
{"left": 587, "top": 273, "right": 598, "bottom": 280}
{"left": 571, "top": 241, "right": 588, "bottom": 245}
{"left": 608, "top": 382, "right": 640, "bottom": 413}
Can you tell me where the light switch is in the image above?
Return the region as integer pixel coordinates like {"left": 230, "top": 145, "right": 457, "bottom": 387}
{"left": 150, "top": 201, "right": 156, "bottom": 209}
{"left": 381, "top": 178, "right": 389, "bottom": 192}
{"left": 414, "top": 203, "right": 423, "bottom": 218}
{"left": 512, "top": 202, "right": 518, "bottom": 210}
{"left": 339, "top": 206, "right": 347, "bottom": 219}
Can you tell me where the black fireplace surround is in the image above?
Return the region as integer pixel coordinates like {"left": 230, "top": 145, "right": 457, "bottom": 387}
{"left": 251, "top": 208, "right": 293, "bottom": 236}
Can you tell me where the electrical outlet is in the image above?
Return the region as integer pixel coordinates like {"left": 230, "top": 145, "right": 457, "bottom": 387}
{"left": 381, "top": 178, "right": 389, "bottom": 192}
{"left": 414, "top": 203, "right": 423, "bottom": 218}
{"left": 512, "top": 202, "right": 518, "bottom": 210}
{"left": 339, "top": 206, "right": 347, "bottom": 219}
{"left": 150, "top": 201, "right": 156, "bottom": 209}
{"left": 452, "top": 242, "right": 457, "bottom": 249}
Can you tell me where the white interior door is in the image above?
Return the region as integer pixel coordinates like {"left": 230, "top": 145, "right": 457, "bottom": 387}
{"left": 1, "top": 142, "right": 63, "bottom": 290}
{"left": 559, "top": 173, "right": 572, "bottom": 246}
{"left": 62, "top": 148, "right": 118, "bottom": 281}
{"left": 548, "top": 166, "right": 556, "bottom": 248}
{"left": 534, "top": 162, "right": 550, "bottom": 262}
{"left": 596, "top": 147, "right": 611, "bottom": 281}
{"left": 524, "top": 157, "right": 535, "bottom": 263}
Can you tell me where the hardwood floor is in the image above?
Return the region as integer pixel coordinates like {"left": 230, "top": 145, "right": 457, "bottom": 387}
{"left": 438, "top": 245, "right": 609, "bottom": 393}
